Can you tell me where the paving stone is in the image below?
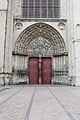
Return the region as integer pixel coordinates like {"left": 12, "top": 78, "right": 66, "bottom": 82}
{"left": 0, "top": 85, "right": 80, "bottom": 120}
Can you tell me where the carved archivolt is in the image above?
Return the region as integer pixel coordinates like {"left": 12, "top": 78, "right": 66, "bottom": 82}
{"left": 13, "top": 22, "right": 66, "bottom": 56}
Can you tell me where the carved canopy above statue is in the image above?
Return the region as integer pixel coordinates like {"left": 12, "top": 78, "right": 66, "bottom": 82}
{"left": 13, "top": 22, "right": 66, "bottom": 56}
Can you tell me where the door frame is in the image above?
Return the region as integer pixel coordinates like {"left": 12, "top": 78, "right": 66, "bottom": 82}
{"left": 28, "top": 57, "right": 52, "bottom": 84}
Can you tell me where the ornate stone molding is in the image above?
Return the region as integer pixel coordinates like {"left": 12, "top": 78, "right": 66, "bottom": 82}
{"left": 15, "top": 22, "right": 23, "bottom": 29}
{"left": 58, "top": 22, "right": 66, "bottom": 30}
{"left": 13, "top": 22, "right": 66, "bottom": 56}
{"left": 26, "top": 37, "right": 53, "bottom": 57}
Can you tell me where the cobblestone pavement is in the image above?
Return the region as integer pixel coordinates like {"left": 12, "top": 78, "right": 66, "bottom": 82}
{"left": 0, "top": 85, "right": 80, "bottom": 120}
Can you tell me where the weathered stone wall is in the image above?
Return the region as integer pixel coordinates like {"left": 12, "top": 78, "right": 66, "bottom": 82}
{"left": 0, "top": 0, "right": 80, "bottom": 86}
{"left": 12, "top": 0, "right": 68, "bottom": 84}
{"left": 5, "top": 0, "right": 13, "bottom": 73}
{"left": 73, "top": 0, "right": 80, "bottom": 86}
{"left": 0, "top": 0, "right": 7, "bottom": 85}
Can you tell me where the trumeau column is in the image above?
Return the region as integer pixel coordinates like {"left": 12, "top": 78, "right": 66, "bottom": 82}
{"left": 0, "top": 0, "right": 7, "bottom": 84}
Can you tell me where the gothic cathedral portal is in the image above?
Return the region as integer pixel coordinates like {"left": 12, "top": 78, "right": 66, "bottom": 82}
{"left": 12, "top": 23, "right": 68, "bottom": 85}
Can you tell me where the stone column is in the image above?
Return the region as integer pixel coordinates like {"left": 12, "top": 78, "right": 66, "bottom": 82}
{"left": 0, "top": 0, "right": 7, "bottom": 85}
{"left": 66, "top": 0, "right": 76, "bottom": 86}
{"left": 75, "top": 41, "right": 80, "bottom": 86}
{"left": 72, "top": 0, "right": 80, "bottom": 86}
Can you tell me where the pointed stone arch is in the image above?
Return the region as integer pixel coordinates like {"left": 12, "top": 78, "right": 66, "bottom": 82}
{"left": 13, "top": 22, "right": 67, "bottom": 56}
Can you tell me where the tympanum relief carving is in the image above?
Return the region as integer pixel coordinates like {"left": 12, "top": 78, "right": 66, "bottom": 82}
{"left": 13, "top": 22, "right": 66, "bottom": 56}
{"left": 27, "top": 37, "right": 53, "bottom": 57}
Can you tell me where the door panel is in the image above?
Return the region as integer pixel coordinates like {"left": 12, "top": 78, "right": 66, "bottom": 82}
{"left": 41, "top": 57, "right": 52, "bottom": 84}
{"left": 29, "top": 57, "right": 39, "bottom": 84}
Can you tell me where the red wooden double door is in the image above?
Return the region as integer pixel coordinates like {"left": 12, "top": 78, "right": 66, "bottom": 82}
{"left": 28, "top": 57, "right": 52, "bottom": 84}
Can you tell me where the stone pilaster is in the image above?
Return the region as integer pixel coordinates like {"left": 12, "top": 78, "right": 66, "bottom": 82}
{"left": 0, "top": 0, "right": 7, "bottom": 85}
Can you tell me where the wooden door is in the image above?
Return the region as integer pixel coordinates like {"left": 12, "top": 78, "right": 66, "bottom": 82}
{"left": 29, "top": 57, "right": 39, "bottom": 84}
{"left": 41, "top": 57, "right": 52, "bottom": 84}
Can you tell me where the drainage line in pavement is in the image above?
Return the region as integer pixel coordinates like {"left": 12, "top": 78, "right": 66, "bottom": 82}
{"left": 24, "top": 87, "right": 36, "bottom": 120}
{"left": 0, "top": 87, "right": 24, "bottom": 106}
{"left": 48, "top": 87, "right": 76, "bottom": 120}
{"left": 59, "top": 87, "right": 80, "bottom": 99}
{"left": 0, "top": 88, "right": 10, "bottom": 92}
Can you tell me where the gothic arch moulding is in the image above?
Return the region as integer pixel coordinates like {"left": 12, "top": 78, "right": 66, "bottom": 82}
{"left": 13, "top": 22, "right": 67, "bottom": 57}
